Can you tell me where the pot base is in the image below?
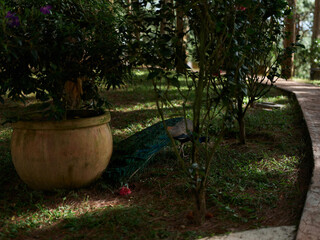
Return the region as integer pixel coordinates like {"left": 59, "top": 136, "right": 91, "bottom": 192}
{"left": 11, "top": 111, "right": 113, "bottom": 190}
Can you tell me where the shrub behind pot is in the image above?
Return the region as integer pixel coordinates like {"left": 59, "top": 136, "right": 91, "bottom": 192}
{"left": 0, "top": 0, "right": 129, "bottom": 119}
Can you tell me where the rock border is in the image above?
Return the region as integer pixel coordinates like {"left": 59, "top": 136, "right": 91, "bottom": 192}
{"left": 272, "top": 79, "right": 320, "bottom": 240}
{"left": 201, "top": 79, "right": 319, "bottom": 240}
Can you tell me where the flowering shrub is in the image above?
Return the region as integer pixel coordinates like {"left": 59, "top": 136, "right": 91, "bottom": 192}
{"left": 39, "top": 5, "right": 52, "bottom": 15}
{"left": 5, "top": 11, "right": 20, "bottom": 27}
{"left": 0, "top": 0, "right": 129, "bottom": 119}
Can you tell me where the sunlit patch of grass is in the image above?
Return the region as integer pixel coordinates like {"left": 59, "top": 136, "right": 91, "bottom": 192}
{"left": 293, "top": 77, "right": 320, "bottom": 86}
{"left": 0, "top": 127, "right": 12, "bottom": 143}
{"left": 0, "top": 126, "right": 13, "bottom": 189}
{"left": 208, "top": 146, "right": 302, "bottom": 223}
{"left": 1, "top": 193, "right": 193, "bottom": 239}
{"left": 3, "top": 204, "right": 77, "bottom": 236}
{"left": 112, "top": 117, "right": 163, "bottom": 143}
{"left": 113, "top": 101, "right": 157, "bottom": 112}
{"left": 257, "top": 95, "right": 289, "bottom": 105}
{"left": 205, "top": 92, "right": 307, "bottom": 227}
{"left": 257, "top": 155, "right": 299, "bottom": 174}
{"left": 106, "top": 71, "right": 195, "bottom": 142}
{"left": 256, "top": 87, "right": 290, "bottom": 105}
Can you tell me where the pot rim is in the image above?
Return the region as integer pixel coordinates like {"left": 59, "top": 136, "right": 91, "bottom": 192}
{"left": 12, "top": 111, "right": 111, "bottom": 130}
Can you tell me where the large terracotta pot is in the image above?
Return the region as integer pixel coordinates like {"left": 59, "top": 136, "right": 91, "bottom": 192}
{"left": 11, "top": 111, "right": 113, "bottom": 190}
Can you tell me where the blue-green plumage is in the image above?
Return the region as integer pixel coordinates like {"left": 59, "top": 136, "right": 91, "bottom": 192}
{"left": 103, "top": 118, "right": 183, "bottom": 184}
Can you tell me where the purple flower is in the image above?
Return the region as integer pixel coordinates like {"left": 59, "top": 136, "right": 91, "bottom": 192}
{"left": 5, "top": 11, "right": 20, "bottom": 27}
{"left": 40, "top": 5, "right": 52, "bottom": 15}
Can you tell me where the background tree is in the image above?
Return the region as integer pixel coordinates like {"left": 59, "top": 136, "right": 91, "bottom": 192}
{"left": 160, "top": 0, "right": 173, "bottom": 35}
{"left": 282, "top": 0, "right": 296, "bottom": 78}
{"left": 310, "top": 0, "right": 320, "bottom": 79}
{"left": 175, "top": 1, "right": 186, "bottom": 73}
{"left": 296, "top": 0, "right": 313, "bottom": 39}
{"left": 225, "top": 0, "right": 292, "bottom": 144}
{"left": 294, "top": 0, "right": 314, "bottom": 78}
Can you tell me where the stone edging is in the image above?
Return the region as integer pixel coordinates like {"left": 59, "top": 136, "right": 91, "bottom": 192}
{"left": 272, "top": 79, "right": 320, "bottom": 240}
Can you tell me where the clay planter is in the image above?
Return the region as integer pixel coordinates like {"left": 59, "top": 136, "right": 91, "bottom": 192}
{"left": 11, "top": 111, "right": 113, "bottom": 190}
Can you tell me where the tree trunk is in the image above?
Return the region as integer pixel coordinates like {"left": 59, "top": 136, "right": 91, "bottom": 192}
{"left": 176, "top": 5, "right": 186, "bottom": 73}
{"left": 192, "top": 32, "right": 207, "bottom": 225}
{"left": 281, "top": 0, "right": 296, "bottom": 79}
{"left": 238, "top": 115, "right": 246, "bottom": 145}
{"left": 311, "top": 0, "right": 320, "bottom": 80}
{"left": 133, "top": 0, "right": 140, "bottom": 41}
{"left": 160, "top": 0, "right": 172, "bottom": 35}
{"left": 194, "top": 187, "right": 206, "bottom": 225}
{"left": 237, "top": 98, "right": 246, "bottom": 145}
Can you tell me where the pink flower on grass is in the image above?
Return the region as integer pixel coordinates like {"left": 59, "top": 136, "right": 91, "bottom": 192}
{"left": 119, "top": 186, "right": 132, "bottom": 196}
{"left": 236, "top": 6, "right": 247, "bottom": 11}
{"left": 40, "top": 5, "right": 52, "bottom": 15}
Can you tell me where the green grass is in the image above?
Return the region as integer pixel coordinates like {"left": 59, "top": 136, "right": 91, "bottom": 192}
{"left": 293, "top": 77, "right": 320, "bottom": 86}
{"left": 0, "top": 72, "right": 312, "bottom": 239}
{"left": 204, "top": 89, "right": 309, "bottom": 229}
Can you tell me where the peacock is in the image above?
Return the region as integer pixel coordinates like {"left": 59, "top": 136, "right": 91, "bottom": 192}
{"left": 104, "top": 118, "right": 207, "bottom": 184}
{"left": 167, "top": 119, "right": 206, "bottom": 157}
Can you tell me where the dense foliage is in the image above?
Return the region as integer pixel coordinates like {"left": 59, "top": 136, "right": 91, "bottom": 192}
{"left": 0, "top": 0, "right": 129, "bottom": 119}
{"left": 123, "top": 0, "right": 296, "bottom": 223}
{"left": 224, "top": 0, "right": 296, "bottom": 144}
{"left": 294, "top": 0, "right": 314, "bottom": 78}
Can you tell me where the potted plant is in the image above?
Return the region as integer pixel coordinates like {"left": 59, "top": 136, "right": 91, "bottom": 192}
{"left": 0, "top": 0, "right": 129, "bottom": 190}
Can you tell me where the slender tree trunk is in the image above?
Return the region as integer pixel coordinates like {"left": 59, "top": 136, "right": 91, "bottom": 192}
{"left": 237, "top": 98, "right": 246, "bottom": 144}
{"left": 130, "top": 0, "right": 140, "bottom": 41}
{"left": 311, "top": 0, "right": 320, "bottom": 79}
{"left": 193, "top": 186, "right": 206, "bottom": 225}
{"left": 281, "top": 0, "right": 296, "bottom": 79}
{"left": 238, "top": 115, "right": 246, "bottom": 145}
{"left": 160, "top": 0, "right": 172, "bottom": 35}
{"left": 176, "top": 4, "right": 186, "bottom": 73}
{"left": 192, "top": 14, "right": 208, "bottom": 224}
{"left": 160, "top": 0, "right": 166, "bottom": 34}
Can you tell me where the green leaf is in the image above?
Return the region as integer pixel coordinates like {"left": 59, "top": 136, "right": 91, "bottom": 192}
{"left": 168, "top": 76, "right": 180, "bottom": 88}
{"left": 295, "top": 43, "right": 305, "bottom": 49}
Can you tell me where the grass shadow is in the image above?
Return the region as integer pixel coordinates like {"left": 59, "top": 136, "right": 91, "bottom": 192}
{"left": 3, "top": 205, "right": 167, "bottom": 239}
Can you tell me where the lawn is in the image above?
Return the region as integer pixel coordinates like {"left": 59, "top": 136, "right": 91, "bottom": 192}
{"left": 0, "top": 71, "right": 312, "bottom": 239}
{"left": 293, "top": 77, "right": 320, "bottom": 86}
